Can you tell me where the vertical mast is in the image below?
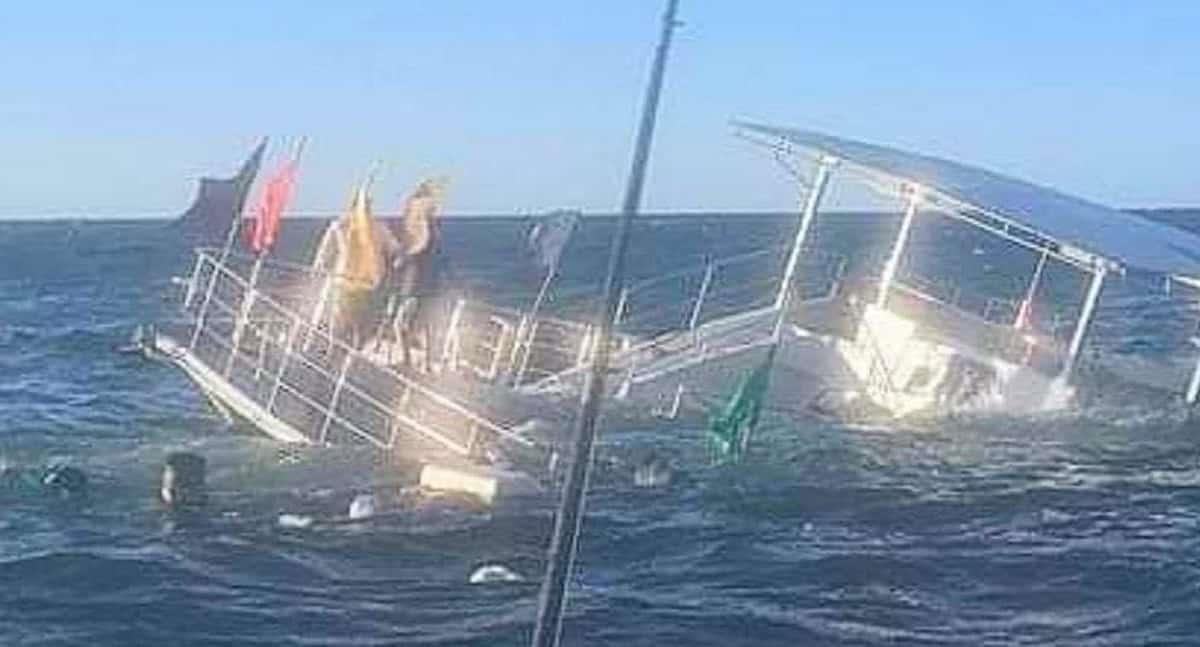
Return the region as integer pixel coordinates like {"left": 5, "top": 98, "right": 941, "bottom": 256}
{"left": 530, "top": 1, "right": 681, "bottom": 645}
{"left": 774, "top": 157, "right": 835, "bottom": 312}
{"left": 876, "top": 188, "right": 920, "bottom": 308}
{"left": 1061, "top": 264, "right": 1106, "bottom": 378}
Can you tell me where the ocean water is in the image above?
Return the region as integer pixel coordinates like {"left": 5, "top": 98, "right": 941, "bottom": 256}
{"left": 2, "top": 216, "right": 1200, "bottom": 646}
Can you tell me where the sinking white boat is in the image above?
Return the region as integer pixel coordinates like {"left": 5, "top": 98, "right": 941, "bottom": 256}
{"left": 725, "top": 122, "right": 1200, "bottom": 418}
{"left": 146, "top": 248, "right": 560, "bottom": 501}
{"left": 151, "top": 120, "right": 1200, "bottom": 486}
{"left": 447, "top": 124, "right": 1200, "bottom": 422}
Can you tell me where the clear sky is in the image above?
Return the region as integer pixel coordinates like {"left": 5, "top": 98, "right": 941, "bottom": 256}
{"left": 1, "top": 1, "right": 1196, "bottom": 218}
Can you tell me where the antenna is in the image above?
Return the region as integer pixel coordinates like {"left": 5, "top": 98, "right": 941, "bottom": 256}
{"left": 530, "top": 1, "right": 682, "bottom": 645}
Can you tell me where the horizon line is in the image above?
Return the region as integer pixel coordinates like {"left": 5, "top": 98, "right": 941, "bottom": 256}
{"left": 2, "top": 205, "right": 1198, "bottom": 223}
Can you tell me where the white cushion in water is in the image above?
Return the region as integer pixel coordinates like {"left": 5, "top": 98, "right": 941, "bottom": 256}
{"left": 419, "top": 463, "right": 541, "bottom": 506}
{"left": 277, "top": 513, "right": 313, "bottom": 529}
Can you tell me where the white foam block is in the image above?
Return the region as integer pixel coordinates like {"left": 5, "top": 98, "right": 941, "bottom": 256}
{"left": 419, "top": 463, "right": 541, "bottom": 506}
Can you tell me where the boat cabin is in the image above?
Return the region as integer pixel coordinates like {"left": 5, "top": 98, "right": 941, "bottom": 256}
{"left": 737, "top": 122, "right": 1200, "bottom": 417}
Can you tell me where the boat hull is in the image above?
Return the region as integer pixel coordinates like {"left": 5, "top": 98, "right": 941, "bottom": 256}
{"left": 150, "top": 332, "right": 312, "bottom": 444}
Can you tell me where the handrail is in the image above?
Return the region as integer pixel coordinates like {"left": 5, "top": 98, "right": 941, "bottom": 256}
{"left": 510, "top": 244, "right": 827, "bottom": 315}
{"left": 192, "top": 251, "right": 534, "bottom": 448}
{"left": 194, "top": 240, "right": 845, "bottom": 415}
{"left": 194, "top": 288, "right": 413, "bottom": 450}
{"left": 890, "top": 278, "right": 1071, "bottom": 365}
{"left": 622, "top": 246, "right": 784, "bottom": 294}
{"left": 523, "top": 303, "right": 780, "bottom": 391}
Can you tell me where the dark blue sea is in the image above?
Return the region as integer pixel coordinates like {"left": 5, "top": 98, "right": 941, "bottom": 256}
{"left": 2, "top": 214, "right": 1199, "bottom": 646}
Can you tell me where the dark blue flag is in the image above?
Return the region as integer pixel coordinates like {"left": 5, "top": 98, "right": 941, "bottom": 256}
{"left": 527, "top": 210, "right": 580, "bottom": 271}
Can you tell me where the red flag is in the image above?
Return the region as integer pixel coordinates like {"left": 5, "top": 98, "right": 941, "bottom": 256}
{"left": 247, "top": 160, "right": 297, "bottom": 255}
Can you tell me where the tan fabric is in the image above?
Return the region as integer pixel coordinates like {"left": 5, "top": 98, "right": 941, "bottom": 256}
{"left": 334, "top": 284, "right": 376, "bottom": 334}
{"left": 315, "top": 185, "right": 399, "bottom": 341}
{"left": 313, "top": 218, "right": 398, "bottom": 278}
{"left": 398, "top": 179, "right": 443, "bottom": 257}
{"left": 335, "top": 186, "right": 397, "bottom": 291}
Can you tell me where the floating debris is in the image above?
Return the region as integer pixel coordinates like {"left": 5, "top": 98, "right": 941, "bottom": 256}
{"left": 469, "top": 564, "right": 524, "bottom": 584}
{"left": 347, "top": 493, "right": 376, "bottom": 520}
{"left": 277, "top": 513, "right": 313, "bottom": 529}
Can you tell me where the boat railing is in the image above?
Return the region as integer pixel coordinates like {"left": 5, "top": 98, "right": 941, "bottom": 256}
{"left": 890, "top": 277, "right": 1071, "bottom": 372}
{"left": 183, "top": 240, "right": 847, "bottom": 429}
{"left": 896, "top": 270, "right": 1019, "bottom": 325}
{"left": 442, "top": 298, "right": 631, "bottom": 387}
{"left": 459, "top": 248, "right": 785, "bottom": 389}
{"left": 182, "top": 250, "right": 538, "bottom": 462}
{"left": 614, "top": 246, "right": 844, "bottom": 333}
{"left": 518, "top": 247, "right": 846, "bottom": 393}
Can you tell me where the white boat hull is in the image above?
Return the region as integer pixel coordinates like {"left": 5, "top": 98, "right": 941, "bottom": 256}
{"left": 151, "top": 332, "right": 313, "bottom": 444}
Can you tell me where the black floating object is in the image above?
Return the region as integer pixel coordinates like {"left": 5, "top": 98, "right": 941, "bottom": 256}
{"left": 161, "top": 452, "right": 208, "bottom": 508}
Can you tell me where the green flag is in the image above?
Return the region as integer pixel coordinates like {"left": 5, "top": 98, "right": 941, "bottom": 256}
{"left": 708, "top": 346, "right": 776, "bottom": 463}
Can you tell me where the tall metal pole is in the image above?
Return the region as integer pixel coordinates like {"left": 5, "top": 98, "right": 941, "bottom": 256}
{"left": 876, "top": 188, "right": 921, "bottom": 308}
{"left": 749, "top": 164, "right": 835, "bottom": 458}
{"left": 1061, "top": 264, "right": 1106, "bottom": 378}
{"left": 774, "top": 158, "right": 835, "bottom": 310}
{"left": 1185, "top": 346, "right": 1200, "bottom": 405}
{"left": 687, "top": 258, "right": 715, "bottom": 333}
{"left": 531, "top": 1, "right": 681, "bottom": 645}
{"left": 773, "top": 162, "right": 834, "bottom": 339}
{"left": 1015, "top": 248, "right": 1050, "bottom": 329}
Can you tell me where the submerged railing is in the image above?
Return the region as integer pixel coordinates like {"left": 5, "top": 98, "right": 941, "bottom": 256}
{"left": 181, "top": 250, "right": 537, "bottom": 462}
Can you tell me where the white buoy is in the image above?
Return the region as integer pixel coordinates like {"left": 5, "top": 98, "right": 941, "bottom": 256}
{"left": 469, "top": 564, "right": 524, "bottom": 584}
{"left": 348, "top": 494, "right": 376, "bottom": 520}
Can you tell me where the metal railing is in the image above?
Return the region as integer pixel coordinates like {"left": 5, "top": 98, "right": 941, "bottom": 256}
{"left": 182, "top": 250, "right": 536, "bottom": 462}
{"left": 516, "top": 246, "right": 847, "bottom": 393}
{"left": 179, "top": 241, "right": 850, "bottom": 446}
{"left": 435, "top": 246, "right": 845, "bottom": 390}
{"left": 610, "top": 246, "right": 844, "bottom": 335}
{"left": 888, "top": 278, "right": 1072, "bottom": 374}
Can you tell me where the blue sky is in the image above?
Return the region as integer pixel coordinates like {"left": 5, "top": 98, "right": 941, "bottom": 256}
{"left": 0, "top": 1, "right": 1196, "bottom": 218}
